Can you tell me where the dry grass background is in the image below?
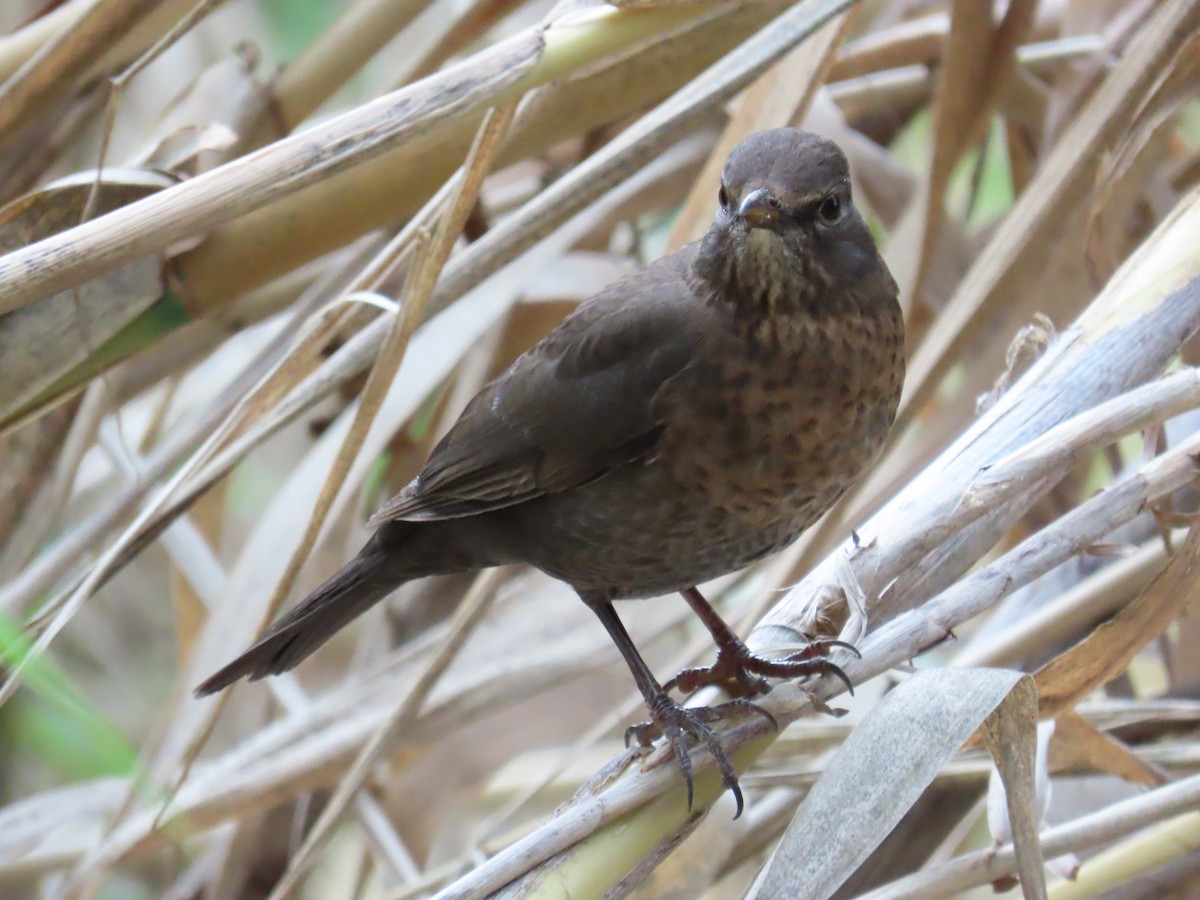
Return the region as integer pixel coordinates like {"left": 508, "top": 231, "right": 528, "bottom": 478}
{"left": 0, "top": 0, "right": 1198, "bottom": 897}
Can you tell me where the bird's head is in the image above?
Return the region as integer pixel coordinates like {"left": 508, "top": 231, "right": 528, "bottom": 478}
{"left": 694, "top": 129, "right": 888, "bottom": 316}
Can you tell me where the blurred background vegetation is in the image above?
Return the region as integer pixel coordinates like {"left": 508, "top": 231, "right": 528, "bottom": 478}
{"left": 0, "top": 0, "right": 1199, "bottom": 897}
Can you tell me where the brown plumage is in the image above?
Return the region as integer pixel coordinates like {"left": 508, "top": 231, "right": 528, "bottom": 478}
{"left": 197, "top": 129, "right": 905, "bottom": 815}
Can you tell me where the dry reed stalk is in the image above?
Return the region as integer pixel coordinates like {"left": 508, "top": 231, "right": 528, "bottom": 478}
{"left": 2, "top": 1, "right": 1200, "bottom": 898}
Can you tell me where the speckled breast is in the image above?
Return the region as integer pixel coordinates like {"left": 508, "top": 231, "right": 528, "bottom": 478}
{"left": 661, "top": 313, "right": 899, "bottom": 569}
{"left": 525, "top": 303, "right": 904, "bottom": 600}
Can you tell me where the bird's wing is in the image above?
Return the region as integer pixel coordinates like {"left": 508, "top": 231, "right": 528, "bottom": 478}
{"left": 369, "top": 252, "right": 705, "bottom": 524}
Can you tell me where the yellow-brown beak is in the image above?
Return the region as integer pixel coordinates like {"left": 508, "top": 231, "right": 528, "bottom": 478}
{"left": 737, "top": 188, "right": 786, "bottom": 231}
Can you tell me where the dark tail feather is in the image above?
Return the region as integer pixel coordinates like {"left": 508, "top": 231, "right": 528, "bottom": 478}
{"left": 195, "top": 529, "right": 406, "bottom": 696}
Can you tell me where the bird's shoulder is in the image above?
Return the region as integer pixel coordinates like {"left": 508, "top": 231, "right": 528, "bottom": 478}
{"left": 532, "top": 243, "right": 720, "bottom": 371}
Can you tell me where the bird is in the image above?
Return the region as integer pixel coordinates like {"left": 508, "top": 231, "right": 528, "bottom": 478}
{"left": 197, "top": 128, "right": 905, "bottom": 816}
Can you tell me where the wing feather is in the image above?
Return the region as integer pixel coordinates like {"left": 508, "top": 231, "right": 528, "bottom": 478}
{"left": 369, "top": 250, "right": 705, "bottom": 525}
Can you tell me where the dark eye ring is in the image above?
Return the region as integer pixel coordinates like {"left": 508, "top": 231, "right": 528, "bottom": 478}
{"left": 817, "top": 194, "right": 842, "bottom": 224}
{"left": 718, "top": 185, "right": 729, "bottom": 209}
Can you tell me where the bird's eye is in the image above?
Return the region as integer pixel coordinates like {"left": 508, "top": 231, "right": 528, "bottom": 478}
{"left": 817, "top": 194, "right": 842, "bottom": 224}
{"left": 718, "top": 185, "right": 729, "bottom": 209}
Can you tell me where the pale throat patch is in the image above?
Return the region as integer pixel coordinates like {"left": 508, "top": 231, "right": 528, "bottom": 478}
{"left": 744, "top": 229, "right": 811, "bottom": 300}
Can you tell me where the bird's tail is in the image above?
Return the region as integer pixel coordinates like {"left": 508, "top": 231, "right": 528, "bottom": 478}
{"left": 195, "top": 522, "right": 414, "bottom": 696}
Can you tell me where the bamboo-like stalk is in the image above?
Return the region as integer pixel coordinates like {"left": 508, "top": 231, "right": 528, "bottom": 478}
{"left": 0, "top": 2, "right": 771, "bottom": 315}
{"left": 859, "top": 775, "right": 1200, "bottom": 898}
{"left": 4, "top": 1, "right": 1199, "bottom": 896}
{"left": 0, "top": 0, "right": 205, "bottom": 83}
{"left": 0, "top": 0, "right": 167, "bottom": 147}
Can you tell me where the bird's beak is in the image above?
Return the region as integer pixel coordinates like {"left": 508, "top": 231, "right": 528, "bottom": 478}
{"left": 737, "top": 188, "right": 785, "bottom": 232}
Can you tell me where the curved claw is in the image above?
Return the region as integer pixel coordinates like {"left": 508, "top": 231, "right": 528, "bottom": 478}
{"left": 626, "top": 721, "right": 659, "bottom": 748}
{"left": 639, "top": 692, "right": 749, "bottom": 818}
{"left": 666, "top": 723, "right": 696, "bottom": 811}
{"left": 787, "top": 637, "right": 861, "bottom": 661}
{"left": 841, "top": 641, "right": 863, "bottom": 659}
{"left": 819, "top": 638, "right": 861, "bottom": 658}
{"left": 812, "top": 659, "right": 855, "bottom": 696}
{"left": 681, "top": 698, "right": 779, "bottom": 734}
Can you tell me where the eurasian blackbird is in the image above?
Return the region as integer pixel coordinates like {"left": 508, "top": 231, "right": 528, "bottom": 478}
{"left": 198, "top": 129, "right": 905, "bottom": 815}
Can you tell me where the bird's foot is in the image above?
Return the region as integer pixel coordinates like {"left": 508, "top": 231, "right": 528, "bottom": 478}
{"left": 664, "top": 634, "right": 858, "bottom": 699}
{"left": 624, "top": 693, "right": 776, "bottom": 818}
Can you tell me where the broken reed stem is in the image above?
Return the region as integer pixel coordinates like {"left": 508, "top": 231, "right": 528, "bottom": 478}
{"left": 858, "top": 771, "right": 1200, "bottom": 899}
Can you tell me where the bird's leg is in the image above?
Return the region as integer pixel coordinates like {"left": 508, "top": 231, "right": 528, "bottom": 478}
{"left": 583, "top": 596, "right": 752, "bottom": 816}
{"left": 664, "top": 587, "right": 858, "bottom": 698}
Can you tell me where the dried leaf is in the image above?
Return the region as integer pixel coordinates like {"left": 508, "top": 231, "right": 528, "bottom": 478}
{"left": 980, "top": 677, "right": 1046, "bottom": 899}
{"left": 1037, "top": 523, "right": 1200, "bottom": 718}
{"left": 135, "top": 47, "right": 272, "bottom": 178}
{"left": 1050, "top": 710, "right": 1168, "bottom": 787}
{"left": 748, "top": 668, "right": 1037, "bottom": 899}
